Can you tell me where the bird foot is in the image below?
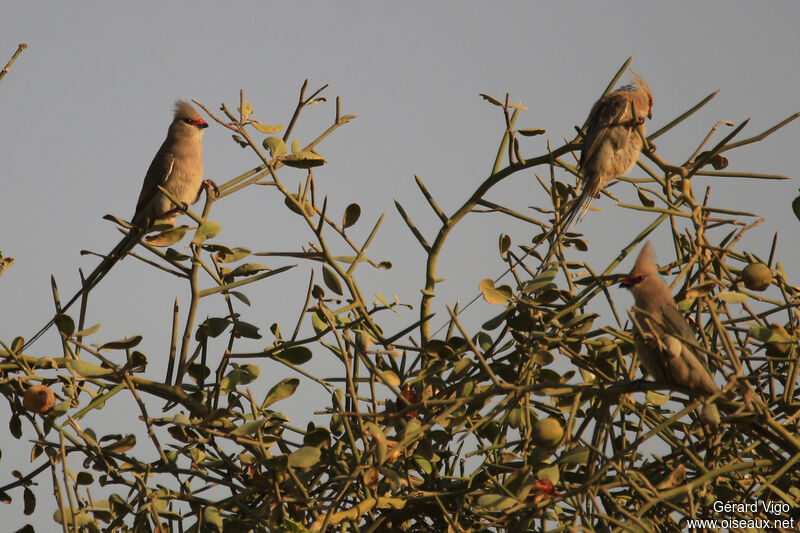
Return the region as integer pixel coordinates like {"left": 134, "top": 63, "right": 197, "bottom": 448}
{"left": 202, "top": 179, "right": 220, "bottom": 196}
{"left": 646, "top": 142, "right": 657, "bottom": 153}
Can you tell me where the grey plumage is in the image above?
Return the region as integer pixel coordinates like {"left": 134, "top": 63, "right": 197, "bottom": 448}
{"left": 545, "top": 73, "right": 653, "bottom": 263}
{"left": 23, "top": 100, "right": 208, "bottom": 351}
{"left": 621, "top": 242, "right": 718, "bottom": 396}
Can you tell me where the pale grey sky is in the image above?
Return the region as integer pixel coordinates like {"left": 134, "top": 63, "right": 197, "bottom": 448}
{"left": 1, "top": 2, "right": 799, "bottom": 528}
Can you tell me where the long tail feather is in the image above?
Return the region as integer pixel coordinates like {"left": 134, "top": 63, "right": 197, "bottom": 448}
{"left": 20, "top": 229, "right": 144, "bottom": 352}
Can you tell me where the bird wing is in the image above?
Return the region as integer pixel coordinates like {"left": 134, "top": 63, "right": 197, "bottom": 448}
{"left": 134, "top": 152, "right": 175, "bottom": 221}
{"left": 578, "top": 92, "right": 631, "bottom": 170}
{"left": 660, "top": 304, "right": 696, "bottom": 341}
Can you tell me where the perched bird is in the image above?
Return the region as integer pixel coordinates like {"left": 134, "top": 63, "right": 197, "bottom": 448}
{"left": 23, "top": 100, "right": 209, "bottom": 351}
{"left": 620, "top": 241, "right": 718, "bottom": 396}
{"left": 544, "top": 72, "right": 653, "bottom": 263}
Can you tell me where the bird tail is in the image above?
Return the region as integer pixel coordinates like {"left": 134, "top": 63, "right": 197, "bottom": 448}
{"left": 540, "top": 180, "right": 598, "bottom": 267}
{"left": 20, "top": 229, "right": 144, "bottom": 352}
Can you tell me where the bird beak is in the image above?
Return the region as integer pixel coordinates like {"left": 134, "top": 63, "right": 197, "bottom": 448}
{"left": 647, "top": 110, "right": 653, "bottom": 120}
{"left": 199, "top": 121, "right": 209, "bottom": 129}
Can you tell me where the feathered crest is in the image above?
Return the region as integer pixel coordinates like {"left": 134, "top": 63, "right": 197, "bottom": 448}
{"left": 173, "top": 99, "right": 202, "bottom": 121}
{"left": 631, "top": 241, "right": 658, "bottom": 277}
{"left": 624, "top": 69, "right": 651, "bottom": 98}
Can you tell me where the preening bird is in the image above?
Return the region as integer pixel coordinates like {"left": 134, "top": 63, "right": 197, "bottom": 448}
{"left": 544, "top": 72, "right": 653, "bottom": 263}
{"left": 620, "top": 241, "right": 718, "bottom": 396}
{"left": 23, "top": 100, "right": 209, "bottom": 351}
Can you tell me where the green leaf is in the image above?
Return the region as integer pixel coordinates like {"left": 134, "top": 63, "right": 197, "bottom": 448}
{"left": 342, "top": 203, "right": 361, "bottom": 228}
{"left": 73, "top": 323, "right": 101, "bottom": 337}
{"left": 97, "top": 335, "right": 142, "bottom": 350}
{"left": 204, "top": 506, "right": 223, "bottom": 531}
{"left": 23, "top": 487, "right": 35, "bottom": 515}
{"left": 716, "top": 291, "right": 748, "bottom": 303}
{"left": 498, "top": 233, "right": 511, "bottom": 256}
{"left": 275, "top": 346, "right": 313, "bottom": 365}
{"left": 233, "top": 321, "right": 262, "bottom": 339}
{"left": 557, "top": 446, "right": 590, "bottom": 465}
{"left": 54, "top": 313, "right": 75, "bottom": 336}
{"left": 637, "top": 188, "right": 655, "bottom": 207}
{"left": 231, "top": 134, "right": 248, "bottom": 148}
{"left": 311, "top": 311, "right": 327, "bottom": 334}
{"left": 482, "top": 310, "right": 506, "bottom": 330}
{"left": 283, "top": 151, "right": 327, "bottom": 168}
{"left": 289, "top": 446, "right": 321, "bottom": 468}
{"left": 231, "top": 418, "right": 266, "bottom": 437}
{"left": 322, "top": 265, "right": 343, "bottom": 295}
{"left": 216, "top": 246, "right": 251, "bottom": 263}
{"left": 479, "top": 93, "right": 503, "bottom": 107}
{"left": 646, "top": 391, "right": 670, "bottom": 406}
{"left": 413, "top": 456, "right": 432, "bottom": 474}
{"left": 264, "top": 136, "right": 288, "bottom": 158}
{"left": 68, "top": 360, "right": 114, "bottom": 378}
{"left": 240, "top": 100, "right": 253, "bottom": 121}
{"left": 230, "top": 291, "right": 251, "bottom": 306}
{"left": 229, "top": 263, "right": 271, "bottom": 277}
{"left": 476, "top": 493, "right": 517, "bottom": 511}
{"left": 102, "top": 434, "right": 136, "bottom": 454}
{"left": 76, "top": 472, "right": 94, "bottom": 485}
{"left": 262, "top": 378, "right": 300, "bottom": 408}
{"left": 285, "top": 194, "right": 316, "bottom": 216}
{"left": 517, "top": 128, "right": 546, "bottom": 136}
{"left": 538, "top": 464, "right": 560, "bottom": 484}
{"left": 479, "top": 278, "right": 513, "bottom": 304}
{"left": 192, "top": 220, "right": 221, "bottom": 245}
{"left": 220, "top": 364, "right": 261, "bottom": 392}
{"left": 144, "top": 225, "right": 189, "bottom": 247}
{"left": 792, "top": 192, "right": 800, "bottom": 222}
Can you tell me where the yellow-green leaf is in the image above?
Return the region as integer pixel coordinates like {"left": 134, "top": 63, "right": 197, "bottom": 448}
{"left": 231, "top": 418, "right": 265, "bottom": 437}
{"left": 499, "top": 234, "right": 511, "bottom": 256}
{"left": 216, "top": 247, "right": 251, "bottom": 263}
{"left": 98, "top": 335, "right": 142, "bottom": 350}
{"left": 476, "top": 493, "right": 517, "bottom": 511}
{"left": 102, "top": 434, "right": 136, "bottom": 454}
{"left": 230, "top": 263, "right": 271, "bottom": 277}
{"left": 264, "top": 136, "right": 288, "bottom": 158}
{"left": 479, "top": 94, "right": 503, "bottom": 107}
{"left": 479, "top": 278, "right": 513, "bottom": 304}
{"left": 322, "top": 265, "right": 343, "bottom": 295}
{"left": 204, "top": 506, "right": 223, "bottom": 530}
{"left": 637, "top": 188, "right": 655, "bottom": 207}
{"left": 240, "top": 100, "right": 253, "bottom": 121}
{"left": 192, "top": 220, "right": 221, "bottom": 245}
{"left": 68, "top": 360, "right": 114, "bottom": 378}
{"left": 289, "top": 446, "right": 321, "bottom": 468}
{"left": 716, "top": 291, "right": 748, "bottom": 303}
{"left": 283, "top": 151, "right": 327, "bottom": 168}
{"left": 144, "top": 225, "right": 189, "bottom": 247}
{"left": 285, "top": 194, "right": 316, "bottom": 216}
{"left": 262, "top": 377, "right": 300, "bottom": 408}
{"left": 250, "top": 120, "right": 284, "bottom": 134}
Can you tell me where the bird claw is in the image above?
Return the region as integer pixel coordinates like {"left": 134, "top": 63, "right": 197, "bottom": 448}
{"left": 647, "top": 142, "right": 657, "bottom": 153}
{"left": 202, "top": 179, "right": 220, "bottom": 196}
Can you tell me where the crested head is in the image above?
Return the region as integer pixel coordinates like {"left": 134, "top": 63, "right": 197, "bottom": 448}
{"left": 173, "top": 100, "right": 208, "bottom": 129}
{"left": 627, "top": 70, "right": 651, "bottom": 97}
{"left": 624, "top": 70, "right": 653, "bottom": 119}
{"left": 621, "top": 241, "right": 658, "bottom": 289}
